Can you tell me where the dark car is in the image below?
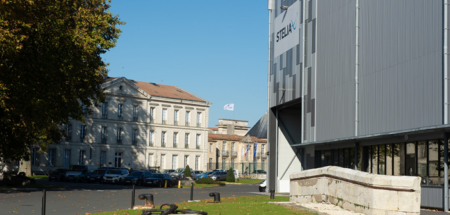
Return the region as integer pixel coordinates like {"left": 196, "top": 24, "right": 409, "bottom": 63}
{"left": 83, "top": 169, "right": 109, "bottom": 183}
{"left": 123, "top": 171, "right": 152, "bottom": 186}
{"left": 144, "top": 173, "right": 173, "bottom": 187}
{"left": 208, "top": 171, "right": 227, "bottom": 181}
{"left": 48, "top": 169, "right": 67, "bottom": 181}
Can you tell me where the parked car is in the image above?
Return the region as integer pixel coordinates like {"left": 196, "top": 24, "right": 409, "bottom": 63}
{"left": 171, "top": 168, "right": 185, "bottom": 179}
{"left": 191, "top": 170, "right": 203, "bottom": 179}
{"left": 147, "top": 169, "right": 161, "bottom": 173}
{"left": 144, "top": 173, "right": 173, "bottom": 187}
{"left": 103, "top": 169, "right": 129, "bottom": 184}
{"left": 123, "top": 171, "right": 153, "bottom": 186}
{"left": 163, "top": 169, "right": 176, "bottom": 174}
{"left": 195, "top": 171, "right": 213, "bottom": 180}
{"left": 48, "top": 169, "right": 67, "bottom": 181}
{"left": 65, "top": 165, "right": 98, "bottom": 182}
{"left": 208, "top": 171, "right": 227, "bottom": 181}
{"left": 254, "top": 170, "right": 267, "bottom": 174}
{"left": 84, "top": 169, "right": 110, "bottom": 183}
{"left": 259, "top": 180, "right": 266, "bottom": 192}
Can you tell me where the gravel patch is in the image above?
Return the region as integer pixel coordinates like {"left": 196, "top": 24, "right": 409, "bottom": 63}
{"left": 298, "top": 203, "right": 364, "bottom": 215}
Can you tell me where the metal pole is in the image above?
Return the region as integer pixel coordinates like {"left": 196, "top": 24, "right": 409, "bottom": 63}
{"left": 444, "top": 133, "right": 448, "bottom": 212}
{"left": 190, "top": 183, "right": 194, "bottom": 201}
{"left": 41, "top": 189, "right": 46, "bottom": 215}
{"left": 131, "top": 184, "right": 135, "bottom": 209}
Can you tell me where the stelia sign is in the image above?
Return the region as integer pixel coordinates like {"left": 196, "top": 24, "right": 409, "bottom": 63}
{"left": 273, "top": 0, "right": 300, "bottom": 57}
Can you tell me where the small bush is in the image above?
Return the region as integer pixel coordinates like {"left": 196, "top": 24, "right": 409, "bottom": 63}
{"left": 226, "top": 167, "right": 235, "bottom": 182}
{"left": 184, "top": 165, "right": 192, "bottom": 178}
{"left": 196, "top": 177, "right": 225, "bottom": 186}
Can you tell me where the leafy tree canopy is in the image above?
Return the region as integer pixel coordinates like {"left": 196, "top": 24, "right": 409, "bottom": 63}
{"left": 0, "top": 0, "right": 124, "bottom": 162}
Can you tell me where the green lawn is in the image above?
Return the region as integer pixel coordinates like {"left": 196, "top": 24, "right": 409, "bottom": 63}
{"left": 90, "top": 196, "right": 315, "bottom": 215}
{"left": 29, "top": 175, "right": 49, "bottom": 179}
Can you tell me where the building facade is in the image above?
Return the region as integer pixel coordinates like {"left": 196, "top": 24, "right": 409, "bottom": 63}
{"left": 5, "top": 77, "right": 211, "bottom": 173}
{"left": 267, "top": 0, "right": 450, "bottom": 208}
{"left": 206, "top": 119, "right": 267, "bottom": 174}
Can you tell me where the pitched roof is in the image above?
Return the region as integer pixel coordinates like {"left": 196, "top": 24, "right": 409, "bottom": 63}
{"left": 209, "top": 127, "right": 219, "bottom": 131}
{"left": 104, "top": 77, "right": 206, "bottom": 102}
{"left": 208, "top": 133, "right": 267, "bottom": 143}
{"left": 246, "top": 112, "right": 268, "bottom": 138}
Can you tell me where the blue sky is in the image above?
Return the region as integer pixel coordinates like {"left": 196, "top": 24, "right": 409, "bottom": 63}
{"left": 102, "top": 1, "right": 268, "bottom": 128}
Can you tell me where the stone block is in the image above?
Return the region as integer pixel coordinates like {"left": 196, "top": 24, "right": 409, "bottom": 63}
{"left": 397, "top": 191, "right": 420, "bottom": 213}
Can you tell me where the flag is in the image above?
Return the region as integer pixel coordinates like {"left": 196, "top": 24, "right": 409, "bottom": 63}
{"left": 241, "top": 146, "right": 245, "bottom": 156}
{"left": 254, "top": 142, "right": 257, "bottom": 157}
{"left": 245, "top": 144, "right": 249, "bottom": 156}
{"left": 224, "top": 103, "right": 234, "bottom": 111}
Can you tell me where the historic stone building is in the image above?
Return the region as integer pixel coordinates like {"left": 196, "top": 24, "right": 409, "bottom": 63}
{"left": 4, "top": 77, "right": 211, "bottom": 173}
{"left": 207, "top": 119, "right": 267, "bottom": 174}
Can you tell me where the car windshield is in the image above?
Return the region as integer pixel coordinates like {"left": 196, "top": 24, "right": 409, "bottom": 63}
{"left": 175, "top": 169, "right": 184, "bottom": 173}
{"left": 106, "top": 170, "right": 121, "bottom": 174}
{"left": 92, "top": 170, "right": 105, "bottom": 174}
{"left": 69, "top": 166, "right": 86, "bottom": 171}
{"left": 130, "top": 172, "right": 142, "bottom": 176}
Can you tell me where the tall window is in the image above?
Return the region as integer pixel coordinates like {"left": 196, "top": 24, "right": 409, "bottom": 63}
{"left": 174, "top": 110, "right": 179, "bottom": 125}
{"left": 65, "top": 124, "right": 72, "bottom": 141}
{"left": 118, "top": 104, "right": 123, "bottom": 120}
{"left": 48, "top": 149, "right": 56, "bottom": 166}
{"left": 172, "top": 155, "right": 178, "bottom": 169}
{"left": 184, "top": 155, "right": 189, "bottom": 167}
{"left": 161, "top": 131, "right": 166, "bottom": 147}
{"left": 231, "top": 158, "right": 235, "bottom": 169}
{"left": 150, "top": 107, "right": 155, "bottom": 122}
{"left": 222, "top": 158, "right": 226, "bottom": 170}
{"left": 64, "top": 149, "right": 71, "bottom": 168}
{"left": 101, "top": 126, "right": 107, "bottom": 144}
{"left": 196, "top": 134, "right": 201, "bottom": 149}
{"left": 173, "top": 132, "right": 178, "bottom": 148}
{"left": 209, "top": 158, "right": 213, "bottom": 170}
{"left": 148, "top": 154, "right": 153, "bottom": 168}
{"left": 114, "top": 152, "right": 122, "bottom": 167}
{"left": 149, "top": 130, "right": 154, "bottom": 146}
{"left": 231, "top": 142, "right": 235, "bottom": 152}
{"left": 100, "top": 151, "right": 106, "bottom": 167}
{"left": 162, "top": 108, "right": 167, "bottom": 124}
{"left": 185, "top": 133, "right": 189, "bottom": 148}
{"left": 117, "top": 128, "right": 122, "bottom": 144}
{"left": 210, "top": 143, "right": 212, "bottom": 153}
{"left": 160, "top": 154, "right": 165, "bottom": 169}
{"left": 80, "top": 125, "right": 87, "bottom": 143}
{"left": 133, "top": 105, "right": 138, "bottom": 121}
{"left": 79, "top": 150, "right": 85, "bottom": 165}
{"left": 185, "top": 111, "right": 190, "bottom": 126}
{"left": 132, "top": 129, "right": 138, "bottom": 145}
{"left": 196, "top": 112, "right": 201, "bottom": 127}
{"left": 102, "top": 102, "right": 108, "bottom": 119}
{"left": 222, "top": 141, "right": 226, "bottom": 152}
{"left": 195, "top": 156, "right": 200, "bottom": 170}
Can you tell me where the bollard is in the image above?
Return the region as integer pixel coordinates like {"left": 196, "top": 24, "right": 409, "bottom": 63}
{"left": 42, "top": 189, "right": 46, "bottom": 215}
{"left": 138, "top": 194, "right": 154, "bottom": 208}
{"left": 178, "top": 180, "right": 181, "bottom": 188}
{"left": 131, "top": 184, "right": 136, "bottom": 209}
{"left": 190, "top": 182, "right": 194, "bottom": 201}
{"left": 209, "top": 192, "right": 221, "bottom": 203}
{"left": 164, "top": 180, "right": 167, "bottom": 188}
{"left": 270, "top": 189, "right": 275, "bottom": 199}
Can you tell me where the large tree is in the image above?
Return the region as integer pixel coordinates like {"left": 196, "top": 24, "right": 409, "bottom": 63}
{"left": 0, "top": 0, "right": 124, "bottom": 164}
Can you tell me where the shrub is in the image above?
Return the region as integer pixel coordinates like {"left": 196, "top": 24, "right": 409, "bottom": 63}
{"left": 196, "top": 177, "right": 225, "bottom": 186}
{"left": 184, "top": 165, "right": 192, "bottom": 178}
{"left": 226, "top": 168, "right": 236, "bottom": 182}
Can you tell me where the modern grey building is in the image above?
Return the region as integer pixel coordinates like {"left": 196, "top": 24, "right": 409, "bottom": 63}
{"left": 267, "top": 0, "right": 450, "bottom": 209}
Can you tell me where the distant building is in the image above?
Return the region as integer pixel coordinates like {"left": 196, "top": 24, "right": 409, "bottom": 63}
{"left": 207, "top": 119, "right": 267, "bottom": 174}
{"left": 3, "top": 77, "right": 211, "bottom": 173}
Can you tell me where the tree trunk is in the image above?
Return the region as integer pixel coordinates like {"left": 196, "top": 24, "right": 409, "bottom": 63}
{"left": 18, "top": 159, "right": 32, "bottom": 176}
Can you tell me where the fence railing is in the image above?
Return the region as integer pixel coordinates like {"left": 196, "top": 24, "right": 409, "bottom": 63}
{"left": 207, "top": 162, "right": 266, "bottom": 174}
{"left": 231, "top": 151, "right": 237, "bottom": 157}
{"left": 222, "top": 151, "right": 230, "bottom": 157}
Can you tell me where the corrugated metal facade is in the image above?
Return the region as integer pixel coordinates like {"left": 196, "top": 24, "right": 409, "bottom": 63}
{"left": 270, "top": 0, "right": 446, "bottom": 143}
{"left": 315, "top": 0, "right": 356, "bottom": 141}
{"left": 358, "top": 0, "right": 443, "bottom": 136}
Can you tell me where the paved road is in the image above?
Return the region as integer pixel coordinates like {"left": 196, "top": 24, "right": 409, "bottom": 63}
{"left": 0, "top": 179, "right": 263, "bottom": 215}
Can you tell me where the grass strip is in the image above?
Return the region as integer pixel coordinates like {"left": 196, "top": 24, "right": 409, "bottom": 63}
{"left": 90, "top": 196, "right": 316, "bottom": 215}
